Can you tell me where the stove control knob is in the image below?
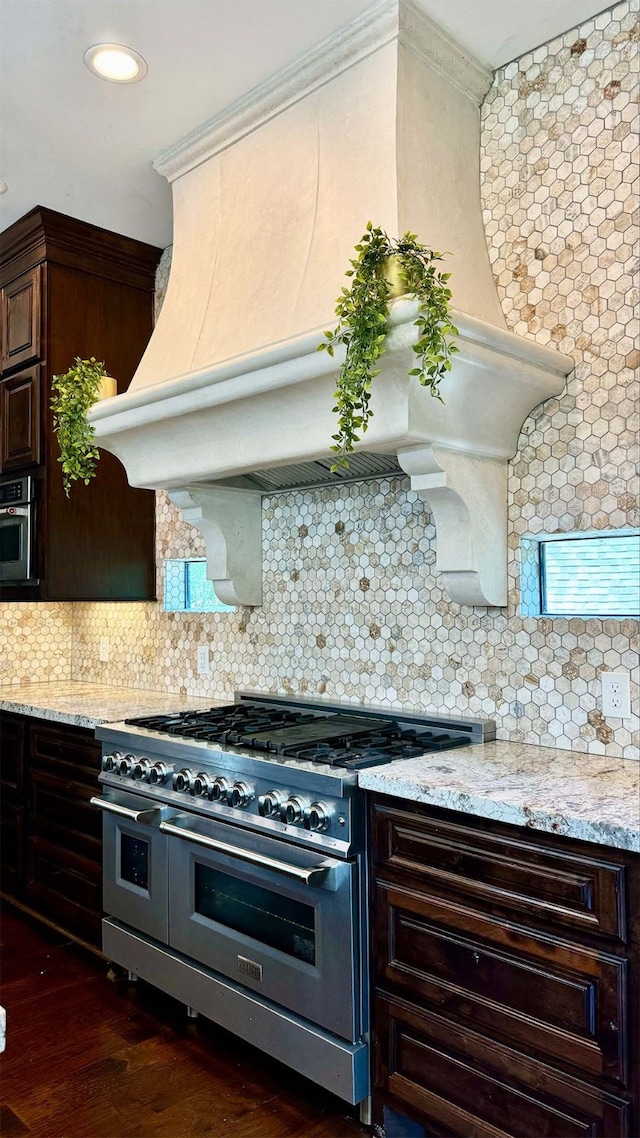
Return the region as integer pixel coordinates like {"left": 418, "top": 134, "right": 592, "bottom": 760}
{"left": 117, "top": 754, "right": 135, "bottom": 777}
{"left": 305, "top": 802, "right": 331, "bottom": 833}
{"left": 192, "top": 772, "right": 214, "bottom": 798}
{"left": 173, "top": 768, "right": 195, "bottom": 793}
{"left": 258, "top": 790, "right": 283, "bottom": 818}
{"left": 228, "top": 781, "right": 253, "bottom": 809}
{"left": 280, "top": 796, "right": 305, "bottom": 826}
{"left": 148, "top": 762, "right": 170, "bottom": 786}
{"left": 102, "top": 752, "right": 121, "bottom": 773}
{"left": 211, "top": 776, "right": 230, "bottom": 802}
{"left": 132, "top": 758, "right": 151, "bottom": 781}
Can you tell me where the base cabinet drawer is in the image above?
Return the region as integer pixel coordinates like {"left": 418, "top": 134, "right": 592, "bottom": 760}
{"left": 372, "top": 803, "right": 627, "bottom": 943}
{"left": 377, "top": 882, "right": 628, "bottom": 1086}
{"left": 1, "top": 798, "right": 25, "bottom": 895}
{"left": 0, "top": 712, "right": 26, "bottom": 797}
{"left": 26, "top": 834, "right": 102, "bottom": 945}
{"left": 376, "top": 994, "right": 631, "bottom": 1138}
{"left": 30, "top": 769, "right": 102, "bottom": 860}
{"left": 29, "top": 722, "right": 101, "bottom": 782}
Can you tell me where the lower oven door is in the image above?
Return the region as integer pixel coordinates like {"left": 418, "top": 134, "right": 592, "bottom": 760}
{"left": 161, "top": 813, "right": 361, "bottom": 1043}
{"left": 91, "top": 790, "right": 169, "bottom": 942}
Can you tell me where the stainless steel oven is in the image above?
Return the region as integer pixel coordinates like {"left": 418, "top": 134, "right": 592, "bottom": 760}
{"left": 95, "top": 789, "right": 361, "bottom": 1042}
{"left": 91, "top": 694, "right": 494, "bottom": 1118}
{"left": 0, "top": 475, "right": 36, "bottom": 585}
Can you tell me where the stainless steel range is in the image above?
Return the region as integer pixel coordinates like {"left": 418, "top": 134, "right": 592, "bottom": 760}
{"left": 91, "top": 693, "right": 494, "bottom": 1117}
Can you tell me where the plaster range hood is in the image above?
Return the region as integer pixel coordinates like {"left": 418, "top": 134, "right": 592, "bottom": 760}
{"left": 89, "top": 0, "right": 573, "bottom": 609}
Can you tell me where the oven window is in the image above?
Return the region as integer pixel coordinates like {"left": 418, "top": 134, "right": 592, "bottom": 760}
{"left": 194, "top": 864, "right": 315, "bottom": 964}
{"left": 120, "top": 833, "right": 149, "bottom": 890}
{"left": 0, "top": 523, "right": 21, "bottom": 563}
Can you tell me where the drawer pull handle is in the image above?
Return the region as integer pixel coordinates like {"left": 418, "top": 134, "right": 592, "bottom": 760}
{"left": 609, "top": 1021, "right": 618, "bottom": 1032}
{"left": 472, "top": 951, "right": 480, "bottom": 964}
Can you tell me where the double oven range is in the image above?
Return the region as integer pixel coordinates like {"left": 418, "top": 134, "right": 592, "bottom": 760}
{"left": 92, "top": 693, "right": 494, "bottom": 1116}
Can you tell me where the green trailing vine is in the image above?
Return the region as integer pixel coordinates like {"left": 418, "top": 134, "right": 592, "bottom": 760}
{"left": 318, "top": 223, "right": 458, "bottom": 470}
{"left": 51, "top": 357, "right": 111, "bottom": 496}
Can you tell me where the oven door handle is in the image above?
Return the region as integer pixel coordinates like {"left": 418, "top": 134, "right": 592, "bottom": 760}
{"left": 158, "top": 820, "right": 338, "bottom": 887}
{"left": 90, "top": 797, "right": 164, "bottom": 826}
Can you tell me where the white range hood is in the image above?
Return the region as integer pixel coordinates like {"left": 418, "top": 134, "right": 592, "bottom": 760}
{"left": 89, "top": 0, "right": 573, "bottom": 608}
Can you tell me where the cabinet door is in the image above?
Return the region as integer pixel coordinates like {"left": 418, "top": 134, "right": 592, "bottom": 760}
{"left": 1, "top": 267, "right": 41, "bottom": 372}
{"left": 0, "top": 364, "right": 41, "bottom": 470}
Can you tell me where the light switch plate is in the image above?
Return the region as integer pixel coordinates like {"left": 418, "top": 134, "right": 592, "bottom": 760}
{"left": 197, "top": 645, "right": 210, "bottom": 674}
{"left": 99, "top": 637, "right": 110, "bottom": 663}
{"left": 601, "top": 671, "right": 631, "bottom": 718}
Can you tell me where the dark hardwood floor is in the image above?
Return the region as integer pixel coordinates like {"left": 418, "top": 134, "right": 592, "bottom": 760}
{"left": 0, "top": 905, "right": 370, "bottom": 1137}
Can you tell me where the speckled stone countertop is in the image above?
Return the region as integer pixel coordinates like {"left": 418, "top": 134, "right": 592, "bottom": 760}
{"left": 2, "top": 685, "right": 638, "bottom": 853}
{"left": 359, "top": 741, "right": 640, "bottom": 853}
{"left": 0, "top": 682, "right": 225, "bottom": 730}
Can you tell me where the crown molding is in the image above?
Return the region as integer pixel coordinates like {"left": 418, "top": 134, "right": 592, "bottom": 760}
{"left": 154, "top": 0, "right": 492, "bottom": 184}
{"left": 154, "top": 0, "right": 397, "bottom": 182}
{"left": 400, "top": 0, "right": 493, "bottom": 106}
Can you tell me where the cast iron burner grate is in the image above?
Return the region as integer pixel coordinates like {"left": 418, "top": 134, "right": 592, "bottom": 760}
{"left": 125, "top": 704, "right": 471, "bottom": 769}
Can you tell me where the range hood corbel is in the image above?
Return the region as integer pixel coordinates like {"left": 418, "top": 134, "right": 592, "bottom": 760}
{"left": 88, "top": 0, "right": 573, "bottom": 609}
{"left": 168, "top": 485, "right": 263, "bottom": 607}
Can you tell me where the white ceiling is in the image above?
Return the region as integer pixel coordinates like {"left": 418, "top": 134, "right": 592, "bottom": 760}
{"left": 0, "top": 0, "right": 613, "bottom": 249}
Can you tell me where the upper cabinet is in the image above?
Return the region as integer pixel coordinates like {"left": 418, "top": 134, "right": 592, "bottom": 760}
{"left": 1, "top": 266, "right": 41, "bottom": 372}
{"left": 0, "top": 364, "right": 41, "bottom": 470}
{"left": 0, "top": 206, "right": 161, "bottom": 601}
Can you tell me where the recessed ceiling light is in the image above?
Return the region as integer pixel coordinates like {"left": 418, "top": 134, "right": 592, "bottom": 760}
{"left": 0, "top": 179, "right": 7, "bottom": 194}
{"left": 84, "top": 43, "right": 148, "bottom": 83}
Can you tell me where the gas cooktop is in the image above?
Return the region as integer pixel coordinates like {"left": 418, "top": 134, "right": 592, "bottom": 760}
{"left": 124, "top": 700, "right": 475, "bottom": 770}
{"left": 96, "top": 695, "right": 496, "bottom": 856}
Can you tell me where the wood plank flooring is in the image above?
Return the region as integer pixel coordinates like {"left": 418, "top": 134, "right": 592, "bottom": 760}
{"left": 0, "top": 905, "right": 370, "bottom": 1137}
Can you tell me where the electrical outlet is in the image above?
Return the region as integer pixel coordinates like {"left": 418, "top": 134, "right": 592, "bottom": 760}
{"left": 99, "top": 637, "right": 110, "bottom": 663}
{"left": 197, "top": 645, "right": 210, "bottom": 675}
{"left": 601, "top": 671, "right": 631, "bottom": 719}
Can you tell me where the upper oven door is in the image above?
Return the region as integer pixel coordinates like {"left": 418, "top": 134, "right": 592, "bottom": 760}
{"left": 162, "top": 813, "right": 361, "bottom": 1043}
{"left": 92, "top": 789, "right": 169, "bottom": 943}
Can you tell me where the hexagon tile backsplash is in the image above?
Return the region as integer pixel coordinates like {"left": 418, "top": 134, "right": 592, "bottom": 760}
{"left": 2, "top": 2, "right": 638, "bottom": 759}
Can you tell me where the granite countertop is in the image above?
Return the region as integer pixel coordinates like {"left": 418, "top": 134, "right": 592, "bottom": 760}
{"left": 2, "top": 683, "right": 638, "bottom": 853}
{"left": 359, "top": 740, "right": 640, "bottom": 853}
{"left": 0, "top": 681, "right": 225, "bottom": 730}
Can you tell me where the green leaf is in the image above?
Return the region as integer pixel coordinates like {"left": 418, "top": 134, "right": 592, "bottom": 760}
{"left": 317, "top": 224, "right": 456, "bottom": 468}
{"left": 51, "top": 357, "right": 111, "bottom": 495}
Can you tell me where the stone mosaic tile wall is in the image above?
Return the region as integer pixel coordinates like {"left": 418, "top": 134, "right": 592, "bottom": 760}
{"left": 3, "top": 2, "right": 639, "bottom": 758}
{"left": 0, "top": 603, "right": 73, "bottom": 685}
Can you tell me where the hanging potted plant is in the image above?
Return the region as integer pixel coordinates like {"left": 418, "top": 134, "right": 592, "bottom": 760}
{"left": 318, "top": 223, "right": 459, "bottom": 470}
{"left": 50, "top": 357, "right": 116, "bottom": 496}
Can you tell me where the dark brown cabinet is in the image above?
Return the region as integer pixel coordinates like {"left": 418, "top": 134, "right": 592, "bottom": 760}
{"left": 0, "top": 711, "right": 103, "bottom": 946}
{"left": 1, "top": 266, "right": 41, "bottom": 371}
{"left": 0, "top": 206, "right": 161, "bottom": 600}
{"left": 0, "top": 711, "right": 27, "bottom": 894}
{"left": 1, "top": 364, "right": 42, "bottom": 469}
{"left": 370, "top": 796, "right": 640, "bottom": 1138}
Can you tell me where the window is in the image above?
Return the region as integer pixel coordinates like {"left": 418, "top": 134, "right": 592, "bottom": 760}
{"left": 521, "top": 529, "right": 640, "bottom": 618}
{"left": 163, "top": 559, "right": 235, "bottom": 612}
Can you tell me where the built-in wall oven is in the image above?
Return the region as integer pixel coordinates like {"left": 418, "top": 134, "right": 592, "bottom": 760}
{"left": 92, "top": 694, "right": 494, "bottom": 1120}
{"left": 0, "top": 475, "right": 36, "bottom": 585}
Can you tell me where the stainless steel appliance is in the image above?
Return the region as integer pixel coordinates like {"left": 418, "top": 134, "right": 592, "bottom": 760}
{"left": 92, "top": 693, "right": 494, "bottom": 1116}
{"left": 0, "top": 475, "right": 36, "bottom": 585}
